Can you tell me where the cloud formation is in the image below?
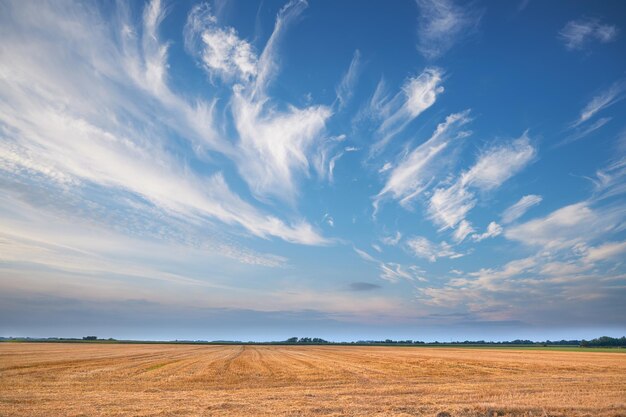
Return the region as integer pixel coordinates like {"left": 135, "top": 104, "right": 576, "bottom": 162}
{"left": 428, "top": 133, "right": 536, "bottom": 232}
{"left": 184, "top": 0, "right": 335, "bottom": 203}
{"left": 406, "top": 236, "right": 463, "bottom": 262}
{"left": 336, "top": 50, "right": 362, "bottom": 109}
{"left": 505, "top": 202, "right": 622, "bottom": 251}
{"left": 415, "top": 0, "right": 482, "bottom": 59}
{"left": 559, "top": 18, "right": 619, "bottom": 50}
{"left": 369, "top": 68, "right": 445, "bottom": 153}
{"left": 472, "top": 221, "right": 502, "bottom": 242}
{"left": 375, "top": 110, "right": 471, "bottom": 210}
{"left": 184, "top": 3, "right": 258, "bottom": 81}
{"left": 501, "top": 195, "right": 542, "bottom": 224}
{"left": 0, "top": 0, "right": 327, "bottom": 245}
{"left": 575, "top": 80, "right": 626, "bottom": 127}
{"left": 354, "top": 247, "right": 425, "bottom": 283}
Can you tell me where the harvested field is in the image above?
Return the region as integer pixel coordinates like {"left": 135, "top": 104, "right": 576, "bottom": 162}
{"left": 0, "top": 343, "right": 624, "bottom": 417}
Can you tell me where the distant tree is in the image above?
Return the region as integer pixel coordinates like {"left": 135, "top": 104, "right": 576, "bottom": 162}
{"left": 285, "top": 337, "right": 298, "bottom": 343}
{"left": 581, "top": 336, "right": 626, "bottom": 347}
{"left": 82, "top": 336, "right": 97, "bottom": 341}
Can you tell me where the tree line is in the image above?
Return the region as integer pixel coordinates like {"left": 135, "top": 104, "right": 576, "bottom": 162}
{"left": 2, "top": 336, "right": 625, "bottom": 347}
{"left": 281, "top": 336, "right": 626, "bottom": 347}
{"left": 580, "top": 336, "right": 626, "bottom": 347}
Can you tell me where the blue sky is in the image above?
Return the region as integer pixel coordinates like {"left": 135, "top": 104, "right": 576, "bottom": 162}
{"left": 1, "top": 0, "right": 625, "bottom": 342}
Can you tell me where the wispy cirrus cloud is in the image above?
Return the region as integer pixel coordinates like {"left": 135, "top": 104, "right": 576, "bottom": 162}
{"left": 558, "top": 80, "right": 624, "bottom": 147}
{"left": 504, "top": 202, "right": 622, "bottom": 251}
{"left": 336, "top": 50, "right": 362, "bottom": 109}
{"left": 428, "top": 133, "right": 536, "bottom": 232}
{"left": 184, "top": 3, "right": 258, "bottom": 82}
{"left": 0, "top": 0, "right": 327, "bottom": 245}
{"left": 559, "top": 18, "right": 619, "bottom": 51}
{"left": 501, "top": 194, "right": 543, "bottom": 224}
{"left": 380, "top": 263, "right": 427, "bottom": 283}
{"left": 406, "top": 236, "right": 463, "bottom": 262}
{"left": 418, "top": 207, "right": 626, "bottom": 321}
{"left": 590, "top": 157, "right": 626, "bottom": 201}
{"left": 428, "top": 180, "right": 475, "bottom": 232}
{"left": 374, "top": 110, "right": 471, "bottom": 210}
{"left": 417, "top": 197, "right": 626, "bottom": 324}
{"left": 369, "top": 68, "right": 445, "bottom": 154}
{"left": 471, "top": 221, "right": 502, "bottom": 242}
{"left": 454, "top": 220, "right": 476, "bottom": 242}
{"left": 231, "top": 91, "right": 331, "bottom": 203}
{"left": 185, "top": 0, "right": 334, "bottom": 204}
{"left": 312, "top": 135, "right": 348, "bottom": 183}
{"left": 353, "top": 247, "right": 425, "bottom": 283}
{"left": 381, "top": 232, "right": 403, "bottom": 246}
{"left": 574, "top": 80, "right": 626, "bottom": 127}
{"left": 558, "top": 117, "right": 611, "bottom": 147}
{"left": 375, "top": 119, "right": 534, "bottom": 244}
{"left": 415, "top": 0, "right": 482, "bottom": 59}
{"left": 461, "top": 133, "right": 537, "bottom": 190}
{"left": 584, "top": 240, "right": 626, "bottom": 263}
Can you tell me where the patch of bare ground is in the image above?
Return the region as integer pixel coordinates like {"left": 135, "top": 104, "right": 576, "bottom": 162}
{"left": 0, "top": 344, "right": 624, "bottom": 416}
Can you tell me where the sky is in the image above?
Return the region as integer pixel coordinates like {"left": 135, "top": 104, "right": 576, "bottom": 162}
{"left": 1, "top": 0, "right": 625, "bottom": 342}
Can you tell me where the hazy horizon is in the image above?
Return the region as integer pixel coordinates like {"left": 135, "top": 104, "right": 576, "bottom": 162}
{"left": 1, "top": 0, "right": 625, "bottom": 342}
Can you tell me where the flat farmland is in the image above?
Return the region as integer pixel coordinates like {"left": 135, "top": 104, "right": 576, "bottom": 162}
{"left": 0, "top": 344, "right": 625, "bottom": 417}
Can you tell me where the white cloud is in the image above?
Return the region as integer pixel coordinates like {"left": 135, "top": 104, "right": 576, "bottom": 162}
{"left": 375, "top": 110, "right": 471, "bottom": 209}
{"left": 379, "top": 162, "right": 393, "bottom": 173}
{"left": 381, "top": 231, "right": 402, "bottom": 246}
{"left": 417, "top": 225, "right": 626, "bottom": 322}
{"left": 370, "top": 68, "right": 445, "bottom": 153}
{"left": 187, "top": 0, "right": 334, "bottom": 203}
{"left": 558, "top": 117, "right": 611, "bottom": 147}
{"left": 186, "top": 0, "right": 336, "bottom": 203}
{"left": 380, "top": 263, "right": 426, "bottom": 283}
{"left": 232, "top": 90, "right": 331, "bottom": 202}
{"left": 354, "top": 247, "right": 378, "bottom": 263}
{"left": 539, "top": 261, "right": 591, "bottom": 277}
{"left": 428, "top": 133, "right": 535, "bottom": 231}
{"left": 461, "top": 133, "right": 536, "bottom": 190}
{"left": 575, "top": 80, "right": 626, "bottom": 126}
{"left": 117, "top": 0, "right": 227, "bottom": 154}
{"left": 559, "top": 18, "right": 619, "bottom": 50}
{"left": 454, "top": 219, "right": 475, "bottom": 242}
{"left": 253, "top": 0, "right": 309, "bottom": 98}
{"left": 0, "top": 0, "right": 328, "bottom": 246}
{"left": 376, "top": 123, "right": 533, "bottom": 240}
{"left": 584, "top": 241, "right": 626, "bottom": 263}
{"left": 0, "top": 192, "right": 288, "bottom": 284}
{"left": 591, "top": 157, "right": 626, "bottom": 200}
{"left": 501, "top": 194, "right": 542, "bottom": 224}
{"left": 184, "top": 3, "right": 258, "bottom": 81}
{"left": 415, "top": 0, "right": 482, "bottom": 59}
{"left": 428, "top": 181, "right": 476, "bottom": 230}
{"left": 336, "top": 50, "right": 361, "bottom": 109}
{"left": 312, "top": 135, "right": 347, "bottom": 183}
{"left": 505, "top": 202, "right": 621, "bottom": 251}
{"left": 406, "top": 236, "right": 462, "bottom": 262}
{"left": 471, "top": 221, "right": 502, "bottom": 242}
{"left": 354, "top": 246, "right": 425, "bottom": 283}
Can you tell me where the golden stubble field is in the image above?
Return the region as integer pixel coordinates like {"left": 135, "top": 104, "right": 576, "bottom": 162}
{"left": 0, "top": 343, "right": 624, "bottom": 417}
